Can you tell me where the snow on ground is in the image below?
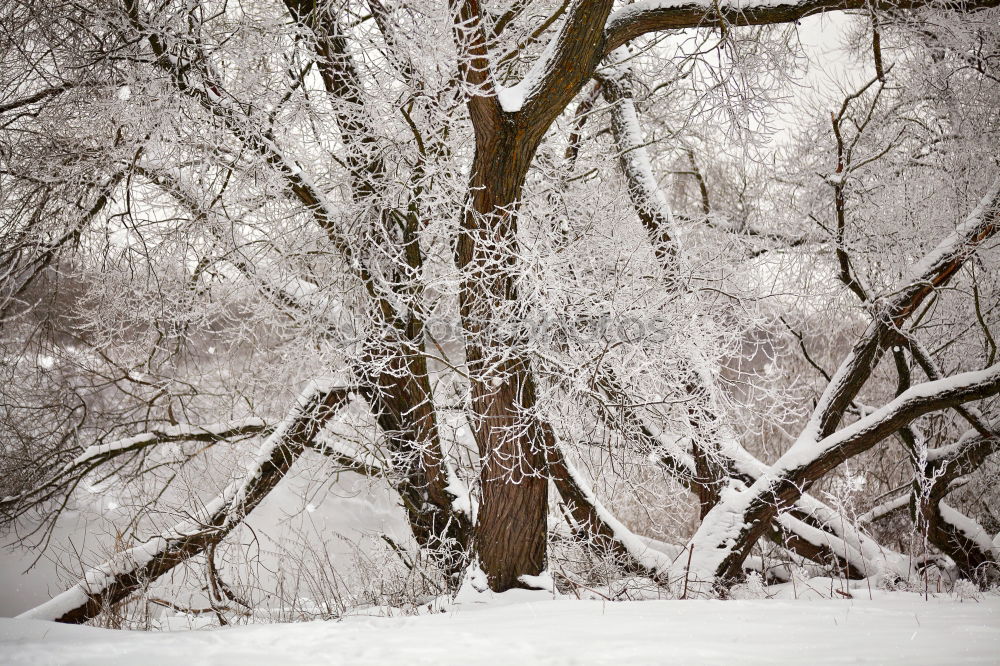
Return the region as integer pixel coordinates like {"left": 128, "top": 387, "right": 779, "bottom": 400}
{"left": 2, "top": 592, "right": 998, "bottom": 665}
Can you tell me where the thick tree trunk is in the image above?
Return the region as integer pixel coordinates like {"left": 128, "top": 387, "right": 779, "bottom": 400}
{"left": 448, "top": 0, "right": 617, "bottom": 592}
{"left": 456, "top": 125, "right": 550, "bottom": 591}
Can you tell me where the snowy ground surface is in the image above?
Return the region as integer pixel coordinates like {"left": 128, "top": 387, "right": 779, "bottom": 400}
{"left": 2, "top": 591, "right": 998, "bottom": 665}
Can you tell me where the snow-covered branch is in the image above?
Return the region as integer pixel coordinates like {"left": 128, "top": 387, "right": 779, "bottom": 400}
{"left": 546, "top": 433, "right": 676, "bottom": 580}
{"left": 501, "top": 0, "right": 613, "bottom": 125}
{"left": 603, "top": 0, "right": 1000, "bottom": 57}
{"left": 18, "top": 382, "right": 353, "bottom": 623}
{"left": 681, "top": 364, "right": 1000, "bottom": 588}
{"left": 0, "top": 420, "right": 269, "bottom": 525}
{"left": 809, "top": 178, "right": 1000, "bottom": 440}
{"left": 600, "top": 61, "right": 680, "bottom": 278}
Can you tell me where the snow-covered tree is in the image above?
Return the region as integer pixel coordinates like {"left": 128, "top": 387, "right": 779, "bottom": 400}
{"left": 1, "top": 0, "right": 997, "bottom": 624}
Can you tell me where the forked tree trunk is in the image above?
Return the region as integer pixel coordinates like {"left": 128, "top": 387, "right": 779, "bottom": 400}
{"left": 449, "top": 0, "right": 618, "bottom": 593}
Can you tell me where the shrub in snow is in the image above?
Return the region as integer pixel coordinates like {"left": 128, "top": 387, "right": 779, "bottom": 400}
{"left": 951, "top": 579, "right": 979, "bottom": 602}
{"left": 729, "top": 572, "right": 767, "bottom": 600}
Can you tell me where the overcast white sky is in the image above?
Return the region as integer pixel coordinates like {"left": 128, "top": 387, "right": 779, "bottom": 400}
{"left": 773, "top": 11, "right": 871, "bottom": 142}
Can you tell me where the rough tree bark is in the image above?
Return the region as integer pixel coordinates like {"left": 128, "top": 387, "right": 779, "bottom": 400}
{"left": 449, "top": 0, "right": 618, "bottom": 591}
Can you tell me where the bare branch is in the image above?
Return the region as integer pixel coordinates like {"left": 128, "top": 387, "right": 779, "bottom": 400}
{"left": 0, "top": 81, "right": 96, "bottom": 115}
{"left": 0, "top": 419, "right": 270, "bottom": 525}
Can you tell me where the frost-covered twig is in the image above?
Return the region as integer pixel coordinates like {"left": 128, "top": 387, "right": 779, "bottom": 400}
{"left": 0, "top": 419, "right": 269, "bottom": 526}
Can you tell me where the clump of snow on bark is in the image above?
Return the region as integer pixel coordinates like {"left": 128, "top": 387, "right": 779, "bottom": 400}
{"left": 518, "top": 570, "right": 555, "bottom": 593}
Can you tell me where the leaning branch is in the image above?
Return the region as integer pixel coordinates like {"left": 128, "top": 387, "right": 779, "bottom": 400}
{"left": 546, "top": 431, "right": 675, "bottom": 580}
{"left": 928, "top": 501, "right": 1000, "bottom": 581}
{"left": 810, "top": 178, "right": 1000, "bottom": 439}
{"left": 509, "top": 0, "right": 613, "bottom": 125}
{"left": 684, "top": 364, "right": 1000, "bottom": 586}
{"left": 18, "top": 382, "right": 353, "bottom": 624}
{"left": 599, "top": 62, "right": 680, "bottom": 278}
{"left": 0, "top": 81, "right": 96, "bottom": 115}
